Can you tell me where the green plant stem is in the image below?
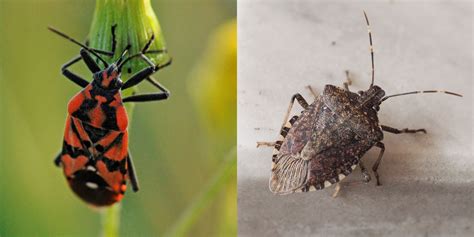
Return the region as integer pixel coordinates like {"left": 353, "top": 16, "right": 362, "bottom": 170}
{"left": 89, "top": 0, "right": 166, "bottom": 236}
{"left": 164, "top": 147, "right": 237, "bottom": 237}
{"left": 101, "top": 204, "right": 121, "bottom": 237}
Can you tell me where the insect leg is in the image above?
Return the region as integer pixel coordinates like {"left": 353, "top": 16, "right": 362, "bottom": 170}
{"left": 343, "top": 70, "right": 352, "bottom": 91}
{"left": 122, "top": 76, "right": 170, "bottom": 103}
{"left": 61, "top": 55, "right": 89, "bottom": 88}
{"left": 332, "top": 183, "right": 341, "bottom": 198}
{"left": 127, "top": 153, "right": 140, "bottom": 192}
{"left": 257, "top": 115, "right": 299, "bottom": 149}
{"left": 257, "top": 93, "right": 308, "bottom": 148}
{"left": 331, "top": 160, "right": 370, "bottom": 198}
{"left": 280, "top": 93, "right": 309, "bottom": 130}
{"left": 381, "top": 125, "right": 427, "bottom": 134}
{"left": 306, "top": 85, "right": 318, "bottom": 99}
{"left": 359, "top": 160, "right": 371, "bottom": 182}
{"left": 61, "top": 48, "right": 105, "bottom": 88}
{"left": 372, "top": 142, "right": 385, "bottom": 186}
{"left": 121, "top": 58, "right": 172, "bottom": 90}
{"left": 54, "top": 151, "right": 62, "bottom": 167}
{"left": 256, "top": 141, "right": 276, "bottom": 148}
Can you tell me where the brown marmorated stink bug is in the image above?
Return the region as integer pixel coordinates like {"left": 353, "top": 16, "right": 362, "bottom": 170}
{"left": 257, "top": 11, "right": 462, "bottom": 197}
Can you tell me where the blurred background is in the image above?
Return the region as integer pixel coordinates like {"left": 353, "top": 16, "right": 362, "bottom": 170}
{"left": 0, "top": 0, "right": 236, "bottom": 236}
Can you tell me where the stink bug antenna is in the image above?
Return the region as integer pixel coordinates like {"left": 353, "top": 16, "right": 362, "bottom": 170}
{"left": 380, "top": 90, "right": 462, "bottom": 103}
{"left": 48, "top": 26, "right": 110, "bottom": 67}
{"left": 363, "top": 11, "right": 375, "bottom": 89}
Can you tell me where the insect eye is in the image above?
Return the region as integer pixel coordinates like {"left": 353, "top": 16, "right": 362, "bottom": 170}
{"left": 115, "top": 79, "right": 123, "bottom": 88}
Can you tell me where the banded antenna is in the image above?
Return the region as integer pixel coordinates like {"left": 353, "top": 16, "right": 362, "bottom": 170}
{"left": 380, "top": 90, "right": 462, "bottom": 102}
{"left": 363, "top": 11, "right": 375, "bottom": 88}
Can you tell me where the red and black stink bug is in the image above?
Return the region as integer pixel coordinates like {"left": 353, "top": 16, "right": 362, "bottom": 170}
{"left": 50, "top": 26, "right": 171, "bottom": 206}
{"left": 257, "top": 12, "right": 462, "bottom": 196}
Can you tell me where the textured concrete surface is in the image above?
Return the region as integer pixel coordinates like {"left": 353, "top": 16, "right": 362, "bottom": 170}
{"left": 238, "top": 1, "right": 473, "bottom": 236}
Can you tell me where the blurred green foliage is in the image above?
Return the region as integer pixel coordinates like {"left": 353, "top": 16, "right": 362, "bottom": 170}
{"left": 0, "top": 0, "right": 236, "bottom": 236}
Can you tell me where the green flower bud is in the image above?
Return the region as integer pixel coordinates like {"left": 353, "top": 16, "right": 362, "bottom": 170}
{"left": 88, "top": 0, "right": 169, "bottom": 79}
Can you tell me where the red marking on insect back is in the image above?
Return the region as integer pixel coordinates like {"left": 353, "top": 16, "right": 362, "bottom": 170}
{"left": 116, "top": 105, "right": 128, "bottom": 131}
{"left": 87, "top": 103, "right": 106, "bottom": 128}
{"left": 96, "top": 160, "right": 124, "bottom": 193}
{"left": 72, "top": 118, "right": 90, "bottom": 141}
{"left": 68, "top": 91, "right": 85, "bottom": 115}
{"left": 101, "top": 71, "right": 119, "bottom": 88}
{"left": 63, "top": 117, "right": 81, "bottom": 147}
{"left": 62, "top": 154, "right": 88, "bottom": 177}
{"left": 96, "top": 131, "right": 119, "bottom": 150}
{"left": 103, "top": 133, "right": 128, "bottom": 161}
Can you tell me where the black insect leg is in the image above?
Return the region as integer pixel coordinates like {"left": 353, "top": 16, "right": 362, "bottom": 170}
{"left": 122, "top": 76, "right": 170, "bottom": 103}
{"left": 121, "top": 55, "right": 172, "bottom": 89}
{"left": 343, "top": 70, "right": 352, "bottom": 91}
{"left": 54, "top": 151, "right": 62, "bottom": 167}
{"left": 381, "top": 125, "right": 427, "bottom": 134}
{"left": 61, "top": 48, "right": 107, "bottom": 88}
{"left": 61, "top": 55, "right": 89, "bottom": 88}
{"left": 372, "top": 142, "right": 385, "bottom": 186}
{"left": 127, "top": 153, "right": 140, "bottom": 192}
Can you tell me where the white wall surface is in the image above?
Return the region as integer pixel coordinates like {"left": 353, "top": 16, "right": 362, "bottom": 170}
{"left": 238, "top": 1, "right": 473, "bottom": 236}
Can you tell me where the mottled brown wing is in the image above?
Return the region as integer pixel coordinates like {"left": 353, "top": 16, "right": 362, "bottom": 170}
{"left": 279, "top": 93, "right": 354, "bottom": 157}
{"left": 269, "top": 154, "right": 309, "bottom": 194}
{"left": 270, "top": 96, "right": 325, "bottom": 194}
{"left": 278, "top": 96, "right": 324, "bottom": 156}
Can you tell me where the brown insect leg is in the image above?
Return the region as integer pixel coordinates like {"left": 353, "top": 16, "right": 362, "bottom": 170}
{"left": 257, "top": 94, "right": 309, "bottom": 149}
{"left": 359, "top": 160, "right": 371, "bottom": 182}
{"left": 256, "top": 141, "right": 276, "bottom": 148}
{"left": 372, "top": 142, "right": 385, "bottom": 186}
{"left": 280, "top": 93, "right": 309, "bottom": 132}
{"left": 332, "top": 183, "right": 341, "bottom": 198}
{"left": 343, "top": 70, "right": 353, "bottom": 91}
{"left": 331, "top": 160, "right": 371, "bottom": 198}
{"left": 257, "top": 115, "right": 299, "bottom": 148}
{"left": 306, "top": 85, "right": 318, "bottom": 99}
{"left": 381, "top": 125, "right": 427, "bottom": 134}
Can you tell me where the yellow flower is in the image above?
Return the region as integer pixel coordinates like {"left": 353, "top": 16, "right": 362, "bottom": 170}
{"left": 188, "top": 19, "right": 237, "bottom": 140}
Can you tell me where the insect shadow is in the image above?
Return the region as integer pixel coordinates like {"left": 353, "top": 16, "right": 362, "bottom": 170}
{"left": 257, "top": 11, "right": 462, "bottom": 198}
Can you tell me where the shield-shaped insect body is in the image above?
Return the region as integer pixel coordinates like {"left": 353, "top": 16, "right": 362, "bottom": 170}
{"left": 259, "top": 12, "right": 462, "bottom": 195}
{"left": 50, "top": 26, "right": 172, "bottom": 206}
